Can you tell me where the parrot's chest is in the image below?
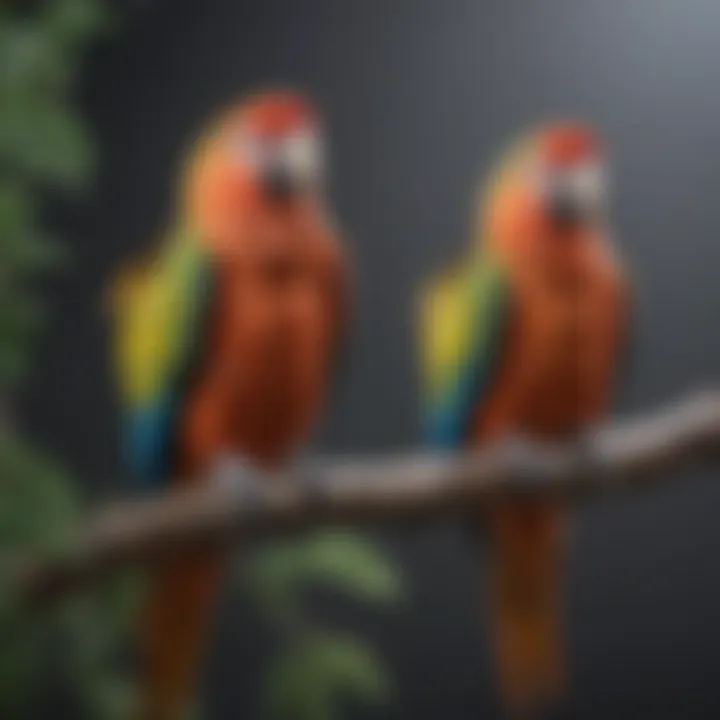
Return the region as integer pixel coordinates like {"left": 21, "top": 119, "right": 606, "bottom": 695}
{"left": 514, "top": 274, "right": 620, "bottom": 434}
{"left": 182, "top": 239, "right": 338, "bottom": 467}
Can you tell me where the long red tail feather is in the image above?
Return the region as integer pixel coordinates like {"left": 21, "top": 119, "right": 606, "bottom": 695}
{"left": 138, "top": 554, "right": 223, "bottom": 720}
{"left": 487, "top": 501, "right": 567, "bottom": 717}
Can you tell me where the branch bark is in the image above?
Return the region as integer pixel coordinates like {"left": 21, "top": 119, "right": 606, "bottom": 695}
{"left": 16, "top": 390, "right": 720, "bottom": 604}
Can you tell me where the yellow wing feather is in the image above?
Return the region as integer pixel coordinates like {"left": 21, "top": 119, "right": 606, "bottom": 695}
{"left": 420, "top": 266, "right": 478, "bottom": 403}
{"left": 110, "top": 229, "right": 206, "bottom": 407}
{"left": 112, "top": 263, "right": 174, "bottom": 404}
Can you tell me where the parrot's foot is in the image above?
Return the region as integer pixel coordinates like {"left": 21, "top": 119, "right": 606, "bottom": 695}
{"left": 209, "top": 454, "right": 265, "bottom": 507}
{"left": 499, "top": 436, "right": 566, "bottom": 495}
{"left": 499, "top": 431, "right": 606, "bottom": 496}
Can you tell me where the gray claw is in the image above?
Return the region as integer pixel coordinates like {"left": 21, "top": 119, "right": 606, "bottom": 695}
{"left": 210, "top": 455, "right": 265, "bottom": 508}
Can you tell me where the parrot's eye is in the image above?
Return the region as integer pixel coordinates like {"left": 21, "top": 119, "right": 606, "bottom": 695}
{"left": 530, "top": 159, "right": 607, "bottom": 229}
{"left": 531, "top": 161, "right": 606, "bottom": 204}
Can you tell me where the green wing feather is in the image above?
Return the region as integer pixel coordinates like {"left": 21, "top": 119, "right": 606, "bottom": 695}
{"left": 419, "top": 253, "right": 512, "bottom": 448}
{"left": 111, "top": 226, "right": 215, "bottom": 485}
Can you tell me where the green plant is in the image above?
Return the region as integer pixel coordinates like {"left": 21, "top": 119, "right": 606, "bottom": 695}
{"left": 0, "top": 2, "right": 140, "bottom": 719}
{"left": 0, "top": 0, "right": 108, "bottom": 390}
{"left": 245, "top": 531, "right": 404, "bottom": 720}
{"left": 0, "top": 4, "right": 405, "bottom": 719}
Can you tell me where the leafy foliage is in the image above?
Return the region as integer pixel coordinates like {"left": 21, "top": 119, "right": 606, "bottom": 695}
{"left": 0, "top": 0, "right": 110, "bottom": 393}
{"left": 262, "top": 633, "right": 391, "bottom": 720}
{"left": 0, "top": 437, "right": 77, "bottom": 717}
{"left": 0, "top": 3, "right": 405, "bottom": 719}
{"left": 0, "top": 436, "right": 140, "bottom": 719}
{"left": 0, "top": 2, "right": 138, "bottom": 719}
{"left": 245, "top": 532, "right": 404, "bottom": 720}
{"left": 248, "top": 531, "right": 404, "bottom": 613}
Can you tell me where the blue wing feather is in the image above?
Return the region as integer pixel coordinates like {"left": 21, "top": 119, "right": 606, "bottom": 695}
{"left": 421, "top": 257, "right": 512, "bottom": 448}
{"left": 124, "top": 396, "right": 178, "bottom": 481}
{"left": 113, "top": 229, "right": 215, "bottom": 489}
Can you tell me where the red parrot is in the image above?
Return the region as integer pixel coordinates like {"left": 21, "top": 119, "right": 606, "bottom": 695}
{"left": 420, "top": 123, "right": 629, "bottom": 716}
{"left": 113, "top": 91, "right": 347, "bottom": 719}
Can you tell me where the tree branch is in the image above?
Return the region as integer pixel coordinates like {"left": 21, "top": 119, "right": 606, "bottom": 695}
{"left": 16, "top": 390, "right": 720, "bottom": 604}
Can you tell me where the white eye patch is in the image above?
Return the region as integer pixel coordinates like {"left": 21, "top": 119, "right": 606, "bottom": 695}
{"left": 278, "top": 129, "right": 323, "bottom": 182}
{"left": 570, "top": 162, "right": 606, "bottom": 205}
{"left": 531, "top": 161, "right": 606, "bottom": 210}
{"left": 233, "top": 128, "right": 323, "bottom": 185}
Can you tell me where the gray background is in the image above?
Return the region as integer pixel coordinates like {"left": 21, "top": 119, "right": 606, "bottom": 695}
{"left": 23, "top": 0, "right": 720, "bottom": 717}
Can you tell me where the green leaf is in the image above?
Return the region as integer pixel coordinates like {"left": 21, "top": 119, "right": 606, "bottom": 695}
{"left": 317, "top": 633, "right": 392, "bottom": 705}
{"left": 44, "top": 0, "right": 110, "bottom": 48}
{"left": 261, "top": 641, "right": 336, "bottom": 720}
{"left": 0, "top": 94, "right": 94, "bottom": 188}
{"left": 0, "top": 22, "right": 72, "bottom": 94}
{"left": 0, "top": 294, "right": 45, "bottom": 338}
{"left": 0, "top": 344, "right": 31, "bottom": 390}
{"left": 83, "top": 675, "right": 137, "bottom": 720}
{"left": 0, "top": 436, "right": 79, "bottom": 551}
{"left": 246, "top": 531, "right": 404, "bottom": 613}
{"left": 0, "top": 435, "right": 85, "bottom": 717}
{"left": 0, "top": 2, "right": 130, "bottom": 716}
{"left": 0, "top": 177, "right": 36, "bottom": 241}
{"left": 261, "top": 633, "right": 391, "bottom": 720}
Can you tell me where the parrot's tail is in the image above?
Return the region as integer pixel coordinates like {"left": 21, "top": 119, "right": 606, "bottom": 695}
{"left": 138, "top": 553, "right": 223, "bottom": 720}
{"left": 486, "top": 501, "right": 567, "bottom": 718}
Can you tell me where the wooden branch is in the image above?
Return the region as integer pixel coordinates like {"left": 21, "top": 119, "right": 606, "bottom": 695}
{"left": 16, "top": 390, "right": 720, "bottom": 604}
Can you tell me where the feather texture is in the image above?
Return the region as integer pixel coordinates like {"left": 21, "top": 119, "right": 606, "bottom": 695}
{"left": 419, "top": 254, "right": 511, "bottom": 447}
{"left": 111, "top": 227, "right": 215, "bottom": 484}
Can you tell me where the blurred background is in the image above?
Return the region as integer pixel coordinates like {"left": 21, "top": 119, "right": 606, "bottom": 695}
{"left": 9, "top": 0, "right": 720, "bottom": 717}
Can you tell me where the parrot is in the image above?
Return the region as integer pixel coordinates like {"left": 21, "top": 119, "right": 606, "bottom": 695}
{"left": 112, "top": 90, "right": 348, "bottom": 720}
{"left": 419, "top": 123, "right": 630, "bottom": 717}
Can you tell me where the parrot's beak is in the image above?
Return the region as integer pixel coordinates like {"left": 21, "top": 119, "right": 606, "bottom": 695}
{"left": 547, "top": 162, "right": 605, "bottom": 232}
{"left": 549, "top": 190, "right": 586, "bottom": 229}
{"left": 263, "top": 163, "right": 302, "bottom": 202}
{"left": 258, "top": 129, "right": 322, "bottom": 202}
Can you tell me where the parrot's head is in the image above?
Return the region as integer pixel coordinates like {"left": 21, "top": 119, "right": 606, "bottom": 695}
{"left": 185, "top": 90, "right": 324, "bottom": 238}
{"left": 482, "top": 122, "right": 607, "bottom": 261}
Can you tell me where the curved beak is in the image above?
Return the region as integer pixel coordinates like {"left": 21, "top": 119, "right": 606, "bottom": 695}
{"left": 549, "top": 189, "right": 587, "bottom": 229}
{"left": 263, "top": 162, "right": 302, "bottom": 201}
{"left": 547, "top": 163, "right": 605, "bottom": 232}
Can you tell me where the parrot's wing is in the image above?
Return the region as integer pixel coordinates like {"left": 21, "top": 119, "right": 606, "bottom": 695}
{"left": 111, "top": 227, "right": 215, "bottom": 486}
{"left": 419, "top": 255, "right": 512, "bottom": 448}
